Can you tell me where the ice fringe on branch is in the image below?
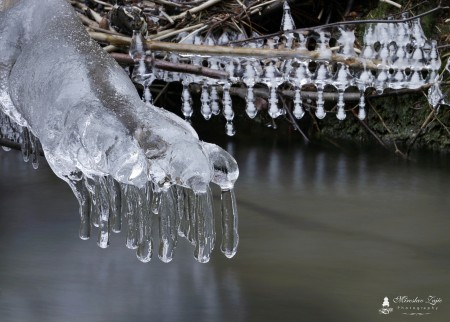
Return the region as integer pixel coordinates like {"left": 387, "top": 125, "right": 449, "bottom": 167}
{"left": 0, "top": 0, "right": 239, "bottom": 263}
{"left": 131, "top": 1, "right": 445, "bottom": 134}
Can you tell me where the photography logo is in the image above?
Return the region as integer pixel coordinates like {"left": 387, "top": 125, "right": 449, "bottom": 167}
{"left": 379, "top": 297, "right": 394, "bottom": 315}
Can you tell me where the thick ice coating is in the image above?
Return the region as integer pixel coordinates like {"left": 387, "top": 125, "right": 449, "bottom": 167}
{"left": 0, "top": 0, "right": 239, "bottom": 262}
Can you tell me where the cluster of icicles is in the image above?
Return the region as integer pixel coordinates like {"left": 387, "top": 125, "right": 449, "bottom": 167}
{"left": 130, "top": 1, "right": 443, "bottom": 136}
{"left": 66, "top": 174, "right": 238, "bottom": 263}
{"left": 0, "top": 111, "right": 238, "bottom": 263}
{"left": 0, "top": 111, "right": 41, "bottom": 169}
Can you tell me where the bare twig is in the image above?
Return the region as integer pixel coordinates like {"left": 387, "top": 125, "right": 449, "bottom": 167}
{"left": 350, "top": 108, "right": 390, "bottom": 149}
{"left": 380, "top": 0, "right": 402, "bottom": 8}
{"left": 367, "top": 100, "right": 407, "bottom": 158}
{"left": 279, "top": 94, "right": 310, "bottom": 143}
{"left": 406, "top": 108, "right": 436, "bottom": 156}
{"left": 169, "top": 0, "right": 222, "bottom": 21}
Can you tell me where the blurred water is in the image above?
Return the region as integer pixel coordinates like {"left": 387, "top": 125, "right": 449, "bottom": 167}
{"left": 1, "top": 141, "right": 450, "bottom": 322}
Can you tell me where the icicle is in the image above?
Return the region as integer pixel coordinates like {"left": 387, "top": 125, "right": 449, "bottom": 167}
{"left": 428, "top": 82, "right": 447, "bottom": 108}
{"left": 124, "top": 184, "right": 139, "bottom": 249}
{"left": 137, "top": 183, "right": 153, "bottom": 262}
{"left": 66, "top": 173, "right": 91, "bottom": 240}
{"left": 200, "top": 84, "right": 212, "bottom": 120}
{"left": 84, "top": 177, "right": 100, "bottom": 228}
{"left": 317, "top": 31, "right": 332, "bottom": 59}
{"left": 96, "top": 176, "right": 112, "bottom": 248}
{"left": 246, "top": 86, "right": 257, "bottom": 118}
{"left": 158, "top": 187, "right": 178, "bottom": 263}
{"left": 129, "top": 30, "right": 145, "bottom": 60}
{"left": 151, "top": 184, "right": 162, "bottom": 214}
{"left": 315, "top": 84, "right": 326, "bottom": 119}
{"left": 313, "top": 63, "right": 328, "bottom": 119}
{"left": 336, "top": 91, "right": 346, "bottom": 120}
{"left": 268, "top": 85, "right": 280, "bottom": 118}
{"left": 181, "top": 80, "right": 193, "bottom": 122}
{"left": 210, "top": 86, "right": 220, "bottom": 115}
{"left": 107, "top": 176, "right": 122, "bottom": 233}
{"left": 338, "top": 28, "right": 356, "bottom": 57}
{"left": 130, "top": 30, "right": 154, "bottom": 103}
{"left": 143, "top": 86, "right": 153, "bottom": 104}
{"left": 358, "top": 92, "right": 366, "bottom": 120}
{"left": 243, "top": 60, "right": 258, "bottom": 118}
{"left": 293, "top": 87, "right": 304, "bottom": 119}
{"left": 429, "top": 40, "right": 441, "bottom": 72}
{"left": 20, "top": 127, "right": 31, "bottom": 162}
{"left": 176, "top": 186, "right": 188, "bottom": 238}
{"left": 281, "top": 1, "right": 296, "bottom": 48}
{"left": 281, "top": 1, "right": 295, "bottom": 31}
{"left": 412, "top": 18, "right": 426, "bottom": 48}
{"left": 177, "top": 186, "right": 196, "bottom": 244}
{"left": 220, "top": 188, "right": 239, "bottom": 258}
{"left": 30, "top": 134, "right": 39, "bottom": 169}
{"left": 222, "top": 83, "right": 235, "bottom": 136}
{"left": 193, "top": 187, "right": 215, "bottom": 263}
{"left": 263, "top": 62, "right": 282, "bottom": 118}
{"left": 186, "top": 187, "right": 197, "bottom": 245}
{"left": 376, "top": 69, "right": 388, "bottom": 94}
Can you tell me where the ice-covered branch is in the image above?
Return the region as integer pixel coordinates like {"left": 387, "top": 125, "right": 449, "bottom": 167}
{"left": 1, "top": 0, "right": 240, "bottom": 263}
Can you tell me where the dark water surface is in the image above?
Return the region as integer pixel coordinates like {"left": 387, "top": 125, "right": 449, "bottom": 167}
{"left": 1, "top": 141, "right": 450, "bottom": 322}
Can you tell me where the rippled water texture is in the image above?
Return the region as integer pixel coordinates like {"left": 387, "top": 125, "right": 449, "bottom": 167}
{"left": 1, "top": 140, "right": 450, "bottom": 322}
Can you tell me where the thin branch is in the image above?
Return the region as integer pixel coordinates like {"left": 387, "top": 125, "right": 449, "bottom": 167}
{"left": 279, "top": 94, "right": 310, "bottom": 143}
{"left": 367, "top": 99, "right": 407, "bottom": 158}
{"left": 406, "top": 108, "right": 436, "bottom": 156}
{"left": 350, "top": 108, "right": 390, "bottom": 149}
{"left": 169, "top": 0, "right": 222, "bottom": 22}
{"left": 380, "top": 0, "right": 402, "bottom": 8}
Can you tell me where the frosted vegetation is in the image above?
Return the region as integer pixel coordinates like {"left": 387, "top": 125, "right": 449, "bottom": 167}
{"left": 0, "top": 0, "right": 238, "bottom": 263}
{"left": 131, "top": 1, "right": 445, "bottom": 133}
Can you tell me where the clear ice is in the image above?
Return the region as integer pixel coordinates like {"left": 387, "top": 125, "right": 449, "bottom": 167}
{"left": 0, "top": 0, "right": 239, "bottom": 263}
{"left": 127, "top": 1, "right": 444, "bottom": 132}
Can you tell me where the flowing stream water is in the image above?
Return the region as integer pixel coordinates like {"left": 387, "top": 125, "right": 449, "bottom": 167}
{"left": 1, "top": 138, "right": 450, "bottom": 322}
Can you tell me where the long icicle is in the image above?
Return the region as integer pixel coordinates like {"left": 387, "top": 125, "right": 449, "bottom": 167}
{"left": 137, "top": 183, "right": 153, "bottom": 262}
{"left": 158, "top": 186, "right": 178, "bottom": 262}
{"left": 194, "top": 186, "right": 215, "bottom": 263}
{"left": 220, "top": 188, "right": 239, "bottom": 258}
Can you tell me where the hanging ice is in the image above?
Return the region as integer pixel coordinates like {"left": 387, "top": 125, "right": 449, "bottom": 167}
{"left": 122, "top": 8, "right": 443, "bottom": 132}
{"left": 0, "top": 0, "right": 240, "bottom": 263}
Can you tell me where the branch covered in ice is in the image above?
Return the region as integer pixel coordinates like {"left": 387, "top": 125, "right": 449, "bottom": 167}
{"left": 0, "top": 0, "right": 239, "bottom": 263}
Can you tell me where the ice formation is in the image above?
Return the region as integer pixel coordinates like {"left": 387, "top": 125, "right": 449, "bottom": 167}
{"left": 0, "top": 0, "right": 239, "bottom": 263}
{"left": 130, "top": 1, "right": 445, "bottom": 132}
